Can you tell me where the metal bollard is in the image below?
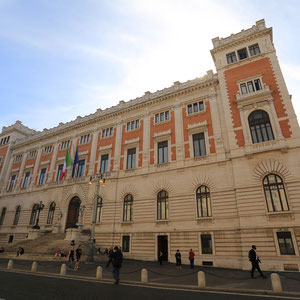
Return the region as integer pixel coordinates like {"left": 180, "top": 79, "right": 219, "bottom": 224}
{"left": 31, "top": 261, "right": 38, "bottom": 272}
{"left": 96, "top": 266, "right": 103, "bottom": 280}
{"left": 271, "top": 273, "right": 282, "bottom": 293}
{"left": 141, "top": 268, "right": 148, "bottom": 283}
{"left": 60, "top": 264, "right": 67, "bottom": 276}
{"left": 7, "top": 260, "right": 13, "bottom": 270}
{"left": 197, "top": 271, "right": 206, "bottom": 288}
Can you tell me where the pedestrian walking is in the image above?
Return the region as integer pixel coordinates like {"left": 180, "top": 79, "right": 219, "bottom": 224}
{"left": 248, "top": 245, "right": 266, "bottom": 278}
{"left": 111, "top": 246, "right": 123, "bottom": 285}
{"left": 158, "top": 251, "right": 163, "bottom": 265}
{"left": 175, "top": 249, "right": 182, "bottom": 269}
{"left": 67, "top": 247, "right": 75, "bottom": 269}
{"left": 189, "top": 249, "right": 195, "bottom": 268}
{"left": 74, "top": 245, "right": 83, "bottom": 270}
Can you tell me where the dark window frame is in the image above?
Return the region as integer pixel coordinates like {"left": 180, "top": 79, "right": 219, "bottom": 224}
{"left": 193, "top": 133, "right": 206, "bottom": 157}
{"left": 158, "top": 141, "right": 168, "bottom": 164}
{"left": 39, "top": 168, "right": 47, "bottom": 185}
{"left": 123, "top": 194, "right": 133, "bottom": 222}
{"left": 47, "top": 202, "right": 56, "bottom": 224}
{"left": 126, "top": 148, "right": 136, "bottom": 170}
{"left": 29, "top": 204, "right": 39, "bottom": 225}
{"left": 248, "top": 110, "right": 274, "bottom": 144}
{"left": 226, "top": 52, "right": 237, "bottom": 64}
{"left": 249, "top": 44, "right": 261, "bottom": 56}
{"left": 276, "top": 232, "right": 295, "bottom": 255}
{"left": 77, "top": 160, "right": 85, "bottom": 177}
{"left": 196, "top": 185, "right": 212, "bottom": 218}
{"left": 122, "top": 235, "right": 130, "bottom": 252}
{"left": 157, "top": 190, "right": 168, "bottom": 220}
{"left": 56, "top": 165, "right": 63, "bottom": 181}
{"left": 201, "top": 234, "right": 213, "bottom": 254}
{"left": 100, "top": 154, "right": 109, "bottom": 173}
{"left": 13, "top": 206, "right": 21, "bottom": 226}
{"left": 237, "top": 48, "right": 248, "bottom": 60}
{"left": 23, "top": 171, "right": 31, "bottom": 188}
{"left": 0, "top": 207, "right": 6, "bottom": 226}
{"left": 8, "top": 175, "right": 16, "bottom": 191}
{"left": 263, "top": 174, "right": 289, "bottom": 212}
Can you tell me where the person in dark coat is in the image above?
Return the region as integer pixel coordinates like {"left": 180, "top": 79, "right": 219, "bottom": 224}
{"left": 111, "top": 246, "right": 123, "bottom": 284}
{"left": 249, "top": 245, "right": 266, "bottom": 278}
{"left": 175, "top": 249, "right": 182, "bottom": 269}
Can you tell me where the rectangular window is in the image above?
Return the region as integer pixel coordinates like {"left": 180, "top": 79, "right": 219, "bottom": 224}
{"left": 102, "top": 127, "right": 113, "bottom": 138}
{"left": 122, "top": 236, "right": 130, "bottom": 252}
{"left": 249, "top": 44, "right": 260, "bottom": 56}
{"left": 77, "top": 160, "right": 85, "bottom": 177}
{"left": 15, "top": 154, "right": 22, "bottom": 162}
{"left": 254, "top": 79, "right": 262, "bottom": 91}
{"left": 23, "top": 172, "right": 30, "bottom": 188}
{"left": 247, "top": 81, "right": 254, "bottom": 93}
{"left": 158, "top": 141, "right": 168, "bottom": 164}
{"left": 187, "top": 101, "right": 205, "bottom": 115}
{"left": 237, "top": 48, "right": 248, "bottom": 60}
{"left": 127, "top": 148, "right": 136, "bottom": 169}
{"left": 126, "top": 120, "right": 140, "bottom": 131}
{"left": 277, "top": 232, "right": 295, "bottom": 255}
{"left": 61, "top": 140, "right": 70, "bottom": 150}
{"left": 39, "top": 168, "right": 46, "bottom": 185}
{"left": 100, "top": 154, "right": 109, "bottom": 173}
{"left": 226, "top": 52, "right": 237, "bottom": 64}
{"left": 44, "top": 146, "right": 52, "bottom": 154}
{"left": 240, "top": 83, "right": 247, "bottom": 95}
{"left": 8, "top": 175, "right": 16, "bottom": 191}
{"left": 29, "top": 150, "right": 37, "bottom": 159}
{"left": 201, "top": 234, "right": 212, "bottom": 254}
{"left": 155, "top": 111, "right": 170, "bottom": 124}
{"left": 56, "top": 164, "right": 63, "bottom": 181}
{"left": 193, "top": 133, "right": 206, "bottom": 157}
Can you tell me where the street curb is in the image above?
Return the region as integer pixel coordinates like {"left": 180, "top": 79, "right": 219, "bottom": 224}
{"left": 1, "top": 267, "right": 300, "bottom": 298}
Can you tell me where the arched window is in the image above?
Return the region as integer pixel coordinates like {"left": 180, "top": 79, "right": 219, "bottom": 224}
{"left": 248, "top": 110, "right": 274, "bottom": 144}
{"left": 0, "top": 207, "right": 6, "bottom": 226}
{"left": 263, "top": 174, "right": 289, "bottom": 212}
{"left": 13, "top": 206, "right": 21, "bottom": 225}
{"left": 47, "top": 202, "right": 56, "bottom": 224}
{"left": 95, "top": 196, "right": 102, "bottom": 222}
{"left": 196, "top": 186, "right": 212, "bottom": 217}
{"left": 157, "top": 190, "right": 168, "bottom": 220}
{"left": 29, "top": 204, "right": 39, "bottom": 225}
{"left": 123, "top": 194, "right": 133, "bottom": 222}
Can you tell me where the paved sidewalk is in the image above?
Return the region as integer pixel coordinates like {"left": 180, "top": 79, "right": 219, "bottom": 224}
{"left": 0, "top": 256, "right": 300, "bottom": 294}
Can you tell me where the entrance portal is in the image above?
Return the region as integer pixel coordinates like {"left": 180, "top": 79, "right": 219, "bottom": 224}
{"left": 157, "top": 235, "right": 168, "bottom": 261}
{"left": 66, "top": 197, "right": 81, "bottom": 229}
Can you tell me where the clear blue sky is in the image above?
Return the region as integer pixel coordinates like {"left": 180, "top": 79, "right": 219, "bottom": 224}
{"left": 1, "top": 0, "right": 300, "bottom": 131}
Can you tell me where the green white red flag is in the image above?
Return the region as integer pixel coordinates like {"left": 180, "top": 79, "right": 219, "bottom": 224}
{"left": 60, "top": 149, "right": 72, "bottom": 180}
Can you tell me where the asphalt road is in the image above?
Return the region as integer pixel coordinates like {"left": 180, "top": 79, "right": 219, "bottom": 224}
{"left": 0, "top": 270, "right": 299, "bottom": 300}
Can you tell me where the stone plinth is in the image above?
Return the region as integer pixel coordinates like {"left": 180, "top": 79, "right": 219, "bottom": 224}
{"left": 27, "top": 229, "right": 44, "bottom": 240}
{"left": 65, "top": 227, "right": 82, "bottom": 241}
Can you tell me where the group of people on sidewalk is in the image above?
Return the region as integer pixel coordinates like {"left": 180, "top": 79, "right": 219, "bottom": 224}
{"left": 67, "top": 244, "right": 82, "bottom": 271}
{"left": 170, "top": 245, "right": 266, "bottom": 278}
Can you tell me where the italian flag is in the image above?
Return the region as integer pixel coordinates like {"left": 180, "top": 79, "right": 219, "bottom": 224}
{"left": 60, "top": 149, "right": 72, "bottom": 180}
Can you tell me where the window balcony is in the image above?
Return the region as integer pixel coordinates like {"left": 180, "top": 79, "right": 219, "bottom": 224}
{"left": 235, "top": 85, "right": 273, "bottom": 109}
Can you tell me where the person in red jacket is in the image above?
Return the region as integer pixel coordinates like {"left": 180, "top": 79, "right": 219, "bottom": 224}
{"left": 189, "top": 249, "right": 195, "bottom": 269}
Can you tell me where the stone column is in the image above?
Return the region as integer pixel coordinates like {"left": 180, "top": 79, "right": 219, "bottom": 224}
{"left": 142, "top": 112, "right": 150, "bottom": 168}
{"left": 174, "top": 103, "right": 185, "bottom": 162}
{"left": 113, "top": 121, "right": 123, "bottom": 171}
{"left": 88, "top": 130, "right": 99, "bottom": 175}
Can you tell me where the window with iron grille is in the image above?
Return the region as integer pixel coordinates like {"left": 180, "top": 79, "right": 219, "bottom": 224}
{"left": 13, "top": 206, "right": 21, "bottom": 226}
{"left": 123, "top": 194, "right": 133, "bottom": 221}
{"left": 196, "top": 186, "right": 212, "bottom": 217}
{"left": 122, "top": 236, "right": 130, "bottom": 252}
{"left": 201, "top": 234, "right": 212, "bottom": 254}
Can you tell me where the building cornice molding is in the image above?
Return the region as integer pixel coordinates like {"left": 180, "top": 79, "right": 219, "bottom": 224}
{"left": 11, "top": 75, "right": 218, "bottom": 150}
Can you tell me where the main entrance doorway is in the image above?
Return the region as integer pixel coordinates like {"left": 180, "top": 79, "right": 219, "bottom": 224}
{"left": 157, "top": 235, "right": 168, "bottom": 261}
{"left": 66, "top": 197, "right": 81, "bottom": 229}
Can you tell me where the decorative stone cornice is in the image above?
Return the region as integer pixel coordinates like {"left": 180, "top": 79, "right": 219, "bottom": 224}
{"left": 10, "top": 74, "right": 218, "bottom": 150}
{"left": 1, "top": 121, "right": 36, "bottom": 136}
{"left": 210, "top": 19, "right": 272, "bottom": 59}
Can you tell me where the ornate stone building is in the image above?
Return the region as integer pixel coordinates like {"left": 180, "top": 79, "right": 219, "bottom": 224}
{"left": 0, "top": 20, "right": 300, "bottom": 271}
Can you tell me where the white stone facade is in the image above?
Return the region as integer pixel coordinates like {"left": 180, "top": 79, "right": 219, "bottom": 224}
{"left": 0, "top": 19, "right": 300, "bottom": 271}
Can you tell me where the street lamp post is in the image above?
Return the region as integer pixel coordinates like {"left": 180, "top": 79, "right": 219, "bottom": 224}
{"left": 32, "top": 201, "right": 45, "bottom": 230}
{"left": 86, "top": 174, "right": 106, "bottom": 262}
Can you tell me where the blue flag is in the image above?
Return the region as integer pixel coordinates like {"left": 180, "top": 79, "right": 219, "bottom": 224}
{"left": 72, "top": 147, "right": 79, "bottom": 178}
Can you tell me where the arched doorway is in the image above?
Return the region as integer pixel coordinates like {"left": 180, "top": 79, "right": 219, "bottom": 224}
{"left": 66, "top": 197, "right": 81, "bottom": 229}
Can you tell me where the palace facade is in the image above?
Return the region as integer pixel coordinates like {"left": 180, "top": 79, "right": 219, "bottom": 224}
{"left": 0, "top": 20, "right": 300, "bottom": 271}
